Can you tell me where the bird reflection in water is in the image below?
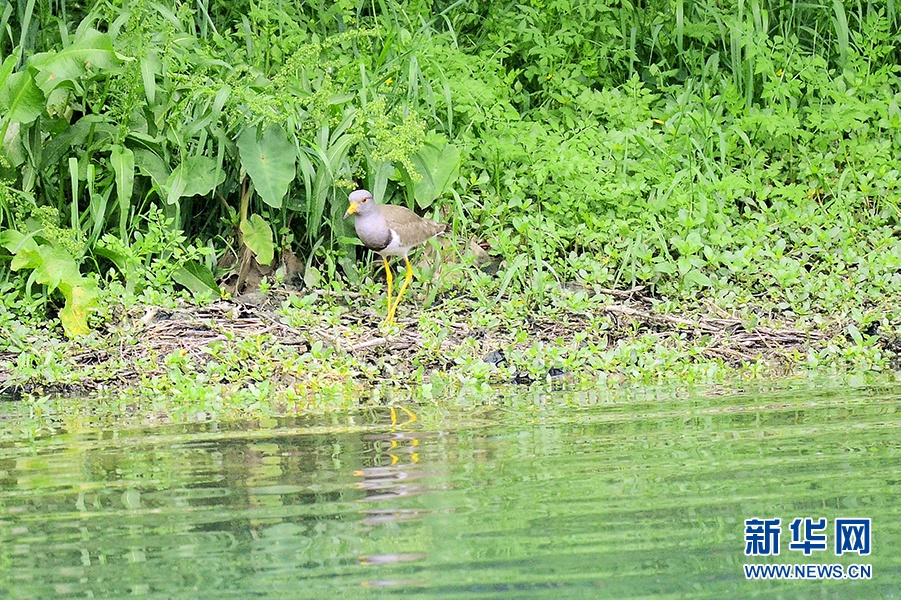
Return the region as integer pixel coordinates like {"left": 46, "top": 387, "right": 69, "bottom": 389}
{"left": 355, "top": 405, "right": 426, "bottom": 505}
{"left": 356, "top": 405, "right": 432, "bottom": 588}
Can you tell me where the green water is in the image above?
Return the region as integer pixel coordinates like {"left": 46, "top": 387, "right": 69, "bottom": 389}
{"left": 0, "top": 383, "right": 897, "bottom": 599}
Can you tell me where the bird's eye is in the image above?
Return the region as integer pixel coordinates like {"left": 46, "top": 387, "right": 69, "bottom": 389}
{"left": 361, "top": 197, "right": 368, "bottom": 203}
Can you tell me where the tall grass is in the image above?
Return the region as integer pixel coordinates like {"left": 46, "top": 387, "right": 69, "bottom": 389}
{"left": 1, "top": 0, "right": 899, "bottom": 324}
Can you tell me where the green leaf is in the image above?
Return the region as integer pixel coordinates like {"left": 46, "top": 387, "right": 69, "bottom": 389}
{"left": 165, "top": 155, "right": 225, "bottom": 204}
{"left": 303, "top": 265, "right": 321, "bottom": 288}
{"left": 238, "top": 124, "right": 296, "bottom": 209}
{"left": 139, "top": 50, "right": 160, "bottom": 104}
{"left": 653, "top": 260, "right": 677, "bottom": 275}
{"left": 171, "top": 260, "right": 220, "bottom": 300}
{"left": 133, "top": 148, "right": 170, "bottom": 191}
{"left": 0, "top": 228, "right": 28, "bottom": 250}
{"left": 408, "top": 135, "right": 460, "bottom": 209}
{"left": 1, "top": 229, "right": 42, "bottom": 269}
{"left": 41, "top": 114, "right": 111, "bottom": 166}
{"left": 0, "top": 54, "right": 17, "bottom": 92}
{"left": 240, "top": 213, "right": 275, "bottom": 266}
{"left": 682, "top": 268, "right": 712, "bottom": 288}
{"left": 1, "top": 121, "right": 27, "bottom": 167}
{"left": 110, "top": 144, "right": 135, "bottom": 235}
{"left": 0, "top": 70, "right": 46, "bottom": 124}
{"left": 92, "top": 241, "right": 128, "bottom": 273}
{"left": 1, "top": 229, "right": 97, "bottom": 337}
{"left": 57, "top": 281, "right": 99, "bottom": 337}
{"left": 31, "top": 245, "right": 83, "bottom": 294}
{"left": 29, "top": 28, "right": 123, "bottom": 93}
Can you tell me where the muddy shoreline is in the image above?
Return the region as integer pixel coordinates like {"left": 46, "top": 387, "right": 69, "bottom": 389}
{"left": 5, "top": 283, "right": 886, "bottom": 399}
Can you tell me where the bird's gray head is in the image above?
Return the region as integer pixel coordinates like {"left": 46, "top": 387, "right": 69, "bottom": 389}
{"left": 344, "top": 190, "right": 377, "bottom": 218}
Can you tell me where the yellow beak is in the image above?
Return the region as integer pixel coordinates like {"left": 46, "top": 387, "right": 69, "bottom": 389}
{"left": 344, "top": 202, "right": 359, "bottom": 218}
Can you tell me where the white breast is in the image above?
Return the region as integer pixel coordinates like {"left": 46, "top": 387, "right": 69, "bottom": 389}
{"left": 376, "top": 229, "right": 412, "bottom": 257}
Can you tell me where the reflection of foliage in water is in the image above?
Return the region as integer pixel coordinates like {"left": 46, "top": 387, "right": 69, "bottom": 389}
{"left": 0, "top": 382, "right": 897, "bottom": 597}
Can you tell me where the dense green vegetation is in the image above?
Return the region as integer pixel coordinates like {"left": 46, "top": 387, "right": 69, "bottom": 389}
{"left": 1, "top": 0, "right": 900, "bottom": 395}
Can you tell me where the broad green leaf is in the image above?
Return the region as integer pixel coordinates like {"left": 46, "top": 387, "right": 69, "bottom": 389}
{"left": 0, "top": 70, "right": 45, "bottom": 124}
{"left": 181, "top": 155, "right": 224, "bottom": 196}
{"left": 31, "top": 245, "right": 83, "bottom": 293}
{"left": 1, "top": 230, "right": 97, "bottom": 337}
{"left": 369, "top": 160, "right": 392, "bottom": 207}
{"left": 125, "top": 131, "right": 165, "bottom": 153}
{"left": 30, "top": 28, "right": 122, "bottom": 93}
{"left": 303, "top": 265, "right": 321, "bottom": 288}
{"left": 172, "top": 260, "right": 220, "bottom": 300}
{"left": 1, "top": 229, "right": 43, "bottom": 270}
{"left": 0, "top": 54, "right": 18, "bottom": 95}
{"left": 45, "top": 87, "right": 70, "bottom": 117}
{"left": 165, "top": 155, "right": 225, "bottom": 204}
{"left": 110, "top": 144, "right": 135, "bottom": 235}
{"left": 238, "top": 124, "right": 296, "bottom": 209}
{"left": 165, "top": 165, "right": 188, "bottom": 205}
{"left": 133, "top": 148, "right": 169, "bottom": 190}
{"left": 0, "top": 228, "right": 29, "bottom": 250}
{"left": 139, "top": 50, "right": 160, "bottom": 104}
{"left": 409, "top": 135, "right": 460, "bottom": 209}
{"left": 57, "top": 281, "right": 99, "bottom": 337}
{"left": 240, "top": 213, "right": 275, "bottom": 266}
{"left": 0, "top": 121, "right": 26, "bottom": 167}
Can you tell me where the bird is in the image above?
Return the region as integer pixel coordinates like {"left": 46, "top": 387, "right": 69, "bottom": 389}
{"left": 344, "top": 189, "right": 446, "bottom": 325}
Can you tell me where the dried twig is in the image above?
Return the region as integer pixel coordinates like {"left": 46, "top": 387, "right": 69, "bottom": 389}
{"left": 350, "top": 337, "right": 389, "bottom": 352}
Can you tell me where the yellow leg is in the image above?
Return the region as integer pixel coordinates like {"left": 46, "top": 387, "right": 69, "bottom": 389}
{"left": 383, "top": 257, "right": 393, "bottom": 322}
{"left": 387, "top": 256, "right": 413, "bottom": 323}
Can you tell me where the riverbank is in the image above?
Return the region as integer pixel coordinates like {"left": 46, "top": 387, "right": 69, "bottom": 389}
{"left": 3, "top": 281, "right": 898, "bottom": 417}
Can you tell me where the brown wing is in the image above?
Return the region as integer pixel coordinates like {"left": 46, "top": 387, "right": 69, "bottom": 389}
{"left": 380, "top": 204, "right": 446, "bottom": 247}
